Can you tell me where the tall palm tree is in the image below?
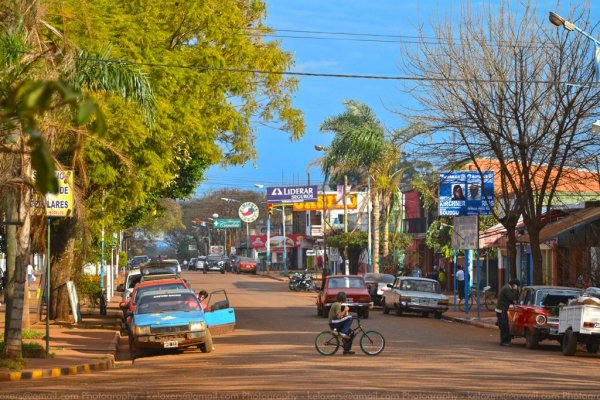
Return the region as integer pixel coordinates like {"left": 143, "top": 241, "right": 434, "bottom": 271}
{"left": 0, "top": 2, "right": 154, "bottom": 358}
{"left": 319, "top": 100, "right": 386, "bottom": 272}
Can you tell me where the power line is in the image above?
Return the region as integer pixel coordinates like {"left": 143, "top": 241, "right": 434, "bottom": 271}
{"left": 73, "top": 54, "right": 578, "bottom": 84}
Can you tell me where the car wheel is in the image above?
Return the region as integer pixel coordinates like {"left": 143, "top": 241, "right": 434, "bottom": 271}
{"left": 199, "top": 329, "right": 213, "bottom": 353}
{"left": 362, "top": 309, "right": 369, "bottom": 319}
{"left": 382, "top": 300, "right": 390, "bottom": 315}
{"left": 422, "top": 312, "right": 429, "bottom": 318}
{"left": 395, "top": 306, "right": 403, "bottom": 316}
{"left": 586, "top": 341, "right": 599, "bottom": 354}
{"left": 434, "top": 311, "right": 443, "bottom": 320}
{"left": 323, "top": 307, "right": 330, "bottom": 318}
{"left": 252, "top": 269, "right": 257, "bottom": 275}
{"left": 317, "top": 306, "right": 323, "bottom": 316}
{"left": 221, "top": 269, "right": 225, "bottom": 274}
{"left": 525, "top": 329, "right": 539, "bottom": 349}
{"left": 562, "top": 329, "right": 578, "bottom": 356}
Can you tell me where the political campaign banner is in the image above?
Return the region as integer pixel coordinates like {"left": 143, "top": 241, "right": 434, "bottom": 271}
{"left": 439, "top": 171, "right": 494, "bottom": 216}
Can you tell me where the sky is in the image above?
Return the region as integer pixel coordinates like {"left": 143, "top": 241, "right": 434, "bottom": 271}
{"left": 194, "top": 0, "right": 598, "bottom": 197}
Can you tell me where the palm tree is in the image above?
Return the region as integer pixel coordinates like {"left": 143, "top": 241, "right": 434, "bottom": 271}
{"left": 319, "top": 100, "right": 386, "bottom": 272}
{"left": 0, "top": 2, "right": 154, "bottom": 358}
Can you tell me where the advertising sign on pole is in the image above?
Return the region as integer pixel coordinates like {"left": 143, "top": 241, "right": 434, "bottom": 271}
{"left": 267, "top": 185, "right": 318, "bottom": 204}
{"left": 439, "top": 171, "right": 494, "bottom": 216}
{"left": 212, "top": 218, "right": 243, "bottom": 229}
{"left": 452, "top": 216, "right": 479, "bottom": 250}
{"left": 32, "top": 170, "right": 75, "bottom": 217}
{"left": 238, "top": 202, "right": 259, "bottom": 223}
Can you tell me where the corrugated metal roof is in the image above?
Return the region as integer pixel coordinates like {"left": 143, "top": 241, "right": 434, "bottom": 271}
{"left": 519, "top": 207, "right": 600, "bottom": 243}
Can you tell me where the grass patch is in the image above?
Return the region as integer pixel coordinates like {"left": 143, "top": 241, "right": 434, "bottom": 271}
{"left": 0, "top": 329, "right": 45, "bottom": 341}
{"left": 0, "top": 342, "right": 51, "bottom": 371}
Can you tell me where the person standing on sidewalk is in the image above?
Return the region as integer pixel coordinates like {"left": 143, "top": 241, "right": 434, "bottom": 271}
{"left": 496, "top": 279, "right": 520, "bottom": 346}
{"left": 456, "top": 265, "right": 465, "bottom": 299}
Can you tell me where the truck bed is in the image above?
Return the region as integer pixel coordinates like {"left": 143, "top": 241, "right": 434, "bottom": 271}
{"left": 558, "top": 304, "right": 600, "bottom": 335}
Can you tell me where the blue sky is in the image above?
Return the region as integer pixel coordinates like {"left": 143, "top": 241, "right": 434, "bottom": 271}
{"left": 195, "top": 0, "right": 597, "bottom": 196}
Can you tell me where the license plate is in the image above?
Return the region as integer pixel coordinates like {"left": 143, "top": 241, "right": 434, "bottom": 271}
{"left": 163, "top": 340, "right": 179, "bottom": 348}
{"left": 346, "top": 298, "right": 354, "bottom": 303}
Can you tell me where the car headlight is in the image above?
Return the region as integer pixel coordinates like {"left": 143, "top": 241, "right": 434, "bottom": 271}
{"left": 189, "top": 321, "right": 206, "bottom": 331}
{"left": 535, "top": 315, "right": 547, "bottom": 325}
{"left": 134, "top": 325, "right": 151, "bottom": 335}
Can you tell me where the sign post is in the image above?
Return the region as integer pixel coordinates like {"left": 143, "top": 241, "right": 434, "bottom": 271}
{"left": 238, "top": 202, "right": 259, "bottom": 257}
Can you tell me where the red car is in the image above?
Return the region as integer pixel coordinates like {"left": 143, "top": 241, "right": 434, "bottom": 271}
{"left": 317, "top": 275, "right": 373, "bottom": 319}
{"left": 120, "top": 278, "right": 190, "bottom": 322}
{"left": 235, "top": 257, "right": 258, "bottom": 274}
{"left": 508, "top": 285, "right": 582, "bottom": 349}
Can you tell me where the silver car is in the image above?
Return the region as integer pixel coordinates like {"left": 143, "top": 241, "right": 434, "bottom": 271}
{"left": 382, "top": 277, "right": 449, "bottom": 319}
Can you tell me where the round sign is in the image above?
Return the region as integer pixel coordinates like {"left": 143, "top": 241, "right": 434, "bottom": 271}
{"left": 238, "top": 202, "right": 259, "bottom": 223}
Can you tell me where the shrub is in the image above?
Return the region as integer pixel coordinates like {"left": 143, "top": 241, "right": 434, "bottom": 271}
{"left": 76, "top": 274, "right": 102, "bottom": 307}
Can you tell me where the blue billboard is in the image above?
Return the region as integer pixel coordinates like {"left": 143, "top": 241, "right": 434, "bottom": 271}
{"left": 266, "top": 185, "right": 318, "bottom": 204}
{"left": 439, "top": 171, "right": 494, "bottom": 216}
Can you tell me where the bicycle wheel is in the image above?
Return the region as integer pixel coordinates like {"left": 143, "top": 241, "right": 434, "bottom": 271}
{"left": 484, "top": 292, "right": 496, "bottom": 311}
{"left": 359, "top": 330, "right": 385, "bottom": 356}
{"left": 315, "top": 331, "right": 340, "bottom": 356}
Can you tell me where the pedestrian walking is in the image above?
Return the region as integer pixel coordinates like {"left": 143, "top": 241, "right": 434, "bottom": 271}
{"left": 496, "top": 279, "right": 520, "bottom": 346}
{"left": 438, "top": 267, "right": 446, "bottom": 291}
{"left": 27, "top": 263, "right": 35, "bottom": 287}
{"left": 456, "top": 265, "right": 465, "bottom": 299}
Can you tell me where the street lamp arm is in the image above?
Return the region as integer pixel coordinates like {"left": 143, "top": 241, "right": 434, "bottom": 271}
{"left": 549, "top": 11, "right": 600, "bottom": 46}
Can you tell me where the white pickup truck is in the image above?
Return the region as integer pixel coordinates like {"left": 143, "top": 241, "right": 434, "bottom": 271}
{"left": 558, "top": 299, "right": 600, "bottom": 356}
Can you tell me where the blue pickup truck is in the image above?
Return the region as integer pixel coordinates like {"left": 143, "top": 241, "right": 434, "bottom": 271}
{"left": 128, "top": 289, "right": 235, "bottom": 359}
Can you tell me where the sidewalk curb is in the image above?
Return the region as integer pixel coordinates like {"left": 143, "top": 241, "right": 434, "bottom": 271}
{"left": 0, "top": 331, "right": 120, "bottom": 382}
{"left": 442, "top": 315, "right": 498, "bottom": 330}
{"left": 0, "top": 355, "right": 115, "bottom": 381}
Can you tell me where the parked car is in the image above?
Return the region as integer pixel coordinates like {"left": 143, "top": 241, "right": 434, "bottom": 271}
{"left": 195, "top": 256, "right": 206, "bottom": 271}
{"left": 316, "top": 275, "right": 372, "bottom": 319}
{"left": 234, "top": 257, "right": 258, "bottom": 274}
{"left": 508, "top": 285, "right": 582, "bottom": 349}
{"left": 364, "top": 273, "right": 396, "bottom": 306}
{"left": 128, "top": 289, "right": 212, "bottom": 358}
{"left": 204, "top": 254, "right": 226, "bottom": 274}
{"left": 140, "top": 261, "right": 180, "bottom": 282}
{"left": 382, "top": 276, "right": 449, "bottom": 319}
{"left": 129, "top": 255, "right": 150, "bottom": 270}
{"left": 117, "top": 268, "right": 142, "bottom": 304}
{"left": 162, "top": 259, "right": 182, "bottom": 273}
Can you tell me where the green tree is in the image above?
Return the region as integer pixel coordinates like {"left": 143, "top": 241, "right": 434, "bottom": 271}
{"left": 320, "top": 100, "right": 388, "bottom": 273}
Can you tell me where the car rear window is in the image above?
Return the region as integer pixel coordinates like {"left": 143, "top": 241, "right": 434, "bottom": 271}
{"left": 133, "top": 283, "right": 186, "bottom": 304}
{"left": 536, "top": 290, "right": 581, "bottom": 307}
{"left": 328, "top": 277, "right": 365, "bottom": 289}
{"left": 137, "top": 292, "right": 200, "bottom": 314}
{"left": 400, "top": 279, "right": 441, "bottom": 293}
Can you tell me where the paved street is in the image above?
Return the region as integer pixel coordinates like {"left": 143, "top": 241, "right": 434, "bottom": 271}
{"left": 3, "top": 271, "right": 600, "bottom": 399}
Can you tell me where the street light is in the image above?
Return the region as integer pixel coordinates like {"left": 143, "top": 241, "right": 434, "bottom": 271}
{"left": 314, "top": 145, "right": 330, "bottom": 273}
{"left": 254, "top": 184, "right": 271, "bottom": 272}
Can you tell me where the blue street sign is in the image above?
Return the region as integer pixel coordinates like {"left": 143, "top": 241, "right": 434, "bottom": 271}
{"left": 266, "top": 185, "right": 318, "bottom": 204}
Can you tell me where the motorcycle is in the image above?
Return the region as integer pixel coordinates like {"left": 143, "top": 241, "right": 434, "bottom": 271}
{"left": 288, "top": 273, "right": 303, "bottom": 291}
{"left": 289, "top": 273, "right": 316, "bottom": 292}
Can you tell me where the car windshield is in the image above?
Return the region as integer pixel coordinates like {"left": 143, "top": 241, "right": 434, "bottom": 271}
{"left": 137, "top": 292, "right": 201, "bottom": 314}
{"left": 364, "top": 273, "right": 395, "bottom": 284}
{"left": 207, "top": 255, "right": 222, "bottom": 262}
{"left": 127, "top": 274, "right": 142, "bottom": 290}
{"left": 400, "top": 279, "right": 441, "bottom": 293}
{"left": 133, "top": 283, "right": 186, "bottom": 304}
{"left": 328, "top": 277, "right": 365, "bottom": 289}
{"left": 238, "top": 257, "right": 256, "bottom": 263}
{"left": 535, "top": 289, "right": 581, "bottom": 307}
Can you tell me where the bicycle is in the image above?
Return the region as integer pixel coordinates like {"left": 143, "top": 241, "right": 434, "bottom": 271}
{"left": 314, "top": 314, "right": 385, "bottom": 356}
{"left": 457, "top": 286, "right": 495, "bottom": 312}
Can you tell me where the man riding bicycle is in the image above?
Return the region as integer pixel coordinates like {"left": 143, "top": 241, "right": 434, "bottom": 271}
{"left": 328, "top": 291, "right": 355, "bottom": 355}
